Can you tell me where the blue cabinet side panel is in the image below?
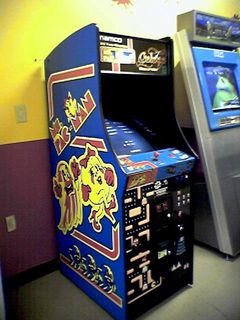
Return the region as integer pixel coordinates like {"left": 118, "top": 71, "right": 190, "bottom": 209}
{"left": 45, "top": 24, "right": 127, "bottom": 320}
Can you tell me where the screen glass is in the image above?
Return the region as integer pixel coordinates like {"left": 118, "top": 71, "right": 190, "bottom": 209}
{"left": 105, "top": 119, "right": 154, "bottom": 156}
{"left": 203, "top": 62, "right": 240, "bottom": 112}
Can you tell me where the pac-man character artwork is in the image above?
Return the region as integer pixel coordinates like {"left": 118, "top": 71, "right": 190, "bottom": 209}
{"left": 53, "top": 143, "right": 118, "bottom": 234}
{"left": 79, "top": 144, "right": 118, "bottom": 232}
{"left": 53, "top": 157, "right": 82, "bottom": 235}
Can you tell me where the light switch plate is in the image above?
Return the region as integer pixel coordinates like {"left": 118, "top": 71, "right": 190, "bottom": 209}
{"left": 5, "top": 215, "right": 17, "bottom": 232}
{"left": 15, "top": 105, "right": 27, "bottom": 123}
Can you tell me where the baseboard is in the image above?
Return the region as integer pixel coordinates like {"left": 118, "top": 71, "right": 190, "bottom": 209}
{"left": 5, "top": 259, "right": 59, "bottom": 289}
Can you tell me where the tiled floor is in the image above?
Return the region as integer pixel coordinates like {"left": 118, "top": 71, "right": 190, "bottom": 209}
{"left": 6, "top": 245, "right": 240, "bottom": 320}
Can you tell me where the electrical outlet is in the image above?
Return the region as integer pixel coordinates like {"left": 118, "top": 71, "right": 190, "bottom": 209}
{"left": 5, "top": 215, "right": 17, "bottom": 232}
{"left": 15, "top": 104, "right": 27, "bottom": 123}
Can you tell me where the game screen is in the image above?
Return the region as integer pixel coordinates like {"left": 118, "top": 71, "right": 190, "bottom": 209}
{"left": 105, "top": 119, "right": 154, "bottom": 156}
{"left": 203, "top": 62, "right": 240, "bottom": 112}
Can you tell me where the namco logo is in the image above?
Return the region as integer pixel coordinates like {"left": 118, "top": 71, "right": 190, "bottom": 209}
{"left": 100, "top": 35, "right": 123, "bottom": 43}
{"left": 214, "top": 50, "right": 224, "bottom": 58}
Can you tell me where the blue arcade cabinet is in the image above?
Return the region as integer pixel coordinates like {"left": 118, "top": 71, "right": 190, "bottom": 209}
{"left": 176, "top": 11, "right": 240, "bottom": 257}
{"left": 45, "top": 24, "right": 195, "bottom": 319}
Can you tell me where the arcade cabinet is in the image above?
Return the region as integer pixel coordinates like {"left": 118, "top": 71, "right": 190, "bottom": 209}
{"left": 175, "top": 11, "right": 240, "bottom": 257}
{"left": 45, "top": 24, "right": 195, "bottom": 320}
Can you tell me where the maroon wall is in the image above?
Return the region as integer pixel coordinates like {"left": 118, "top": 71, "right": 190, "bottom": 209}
{"left": 0, "top": 139, "right": 57, "bottom": 278}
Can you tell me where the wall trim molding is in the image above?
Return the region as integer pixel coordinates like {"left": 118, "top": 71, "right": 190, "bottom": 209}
{"left": 5, "top": 259, "right": 59, "bottom": 289}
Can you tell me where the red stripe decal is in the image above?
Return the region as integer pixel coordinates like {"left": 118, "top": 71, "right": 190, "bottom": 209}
{"left": 71, "top": 224, "right": 120, "bottom": 260}
{"left": 71, "top": 136, "right": 107, "bottom": 152}
{"left": 47, "top": 64, "right": 95, "bottom": 120}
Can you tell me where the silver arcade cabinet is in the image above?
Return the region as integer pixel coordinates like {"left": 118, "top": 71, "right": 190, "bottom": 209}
{"left": 175, "top": 10, "right": 240, "bottom": 257}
